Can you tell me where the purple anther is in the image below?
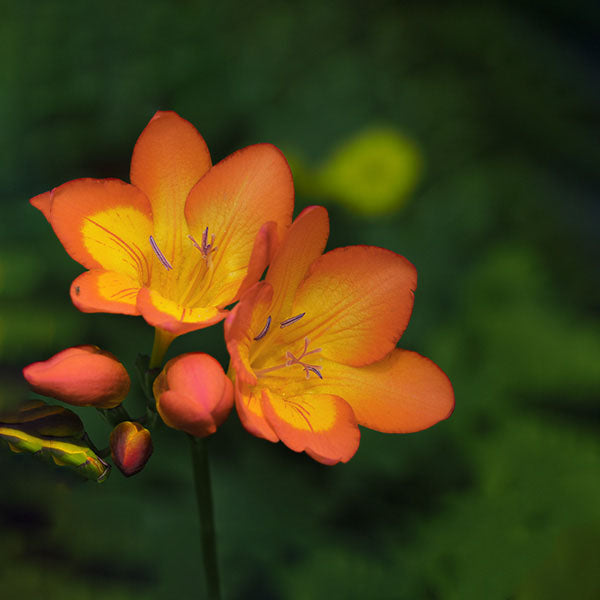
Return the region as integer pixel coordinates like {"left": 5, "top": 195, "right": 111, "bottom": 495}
{"left": 149, "top": 236, "right": 173, "bottom": 270}
{"left": 280, "top": 312, "right": 306, "bottom": 328}
{"left": 253, "top": 315, "right": 272, "bottom": 341}
{"left": 305, "top": 366, "right": 323, "bottom": 379}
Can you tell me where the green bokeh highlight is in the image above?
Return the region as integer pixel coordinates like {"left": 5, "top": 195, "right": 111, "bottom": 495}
{"left": 294, "top": 127, "right": 423, "bottom": 215}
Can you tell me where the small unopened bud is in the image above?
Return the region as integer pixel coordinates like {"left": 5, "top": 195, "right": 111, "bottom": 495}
{"left": 110, "top": 421, "right": 153, "bottom": 477}
{"left": 153, "top": 353, "right": 233, "bottom": 438}
{"left": 23, "top": 345, "right": 130, "bottom": 409}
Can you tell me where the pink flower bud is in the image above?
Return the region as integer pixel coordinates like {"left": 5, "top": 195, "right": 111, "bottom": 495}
{"left": 23, "top": 345, "right": 130, "bottom": 409}
{"left": 110, "top": 421, "right": 153, "bottom": 477}
{"left": 153, "top": 353, "right": 233, "bottom": 438}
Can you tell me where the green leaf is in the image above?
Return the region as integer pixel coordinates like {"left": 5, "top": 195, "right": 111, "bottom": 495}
{"left": 0, "top": 400, "right": 110, "bottom": 482}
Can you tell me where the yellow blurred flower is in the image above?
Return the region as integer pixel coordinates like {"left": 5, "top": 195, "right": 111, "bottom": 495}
{"left": 316, "top": 127, "right": 422, "bottom": 215}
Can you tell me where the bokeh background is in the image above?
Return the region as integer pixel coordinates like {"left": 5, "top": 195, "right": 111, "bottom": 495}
{"left": 2, "top": 1, "right": 599, "bottom": 598}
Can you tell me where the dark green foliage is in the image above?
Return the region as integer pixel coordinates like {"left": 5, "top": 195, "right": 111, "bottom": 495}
{"left": 1, "top": 1, "right": 598, "bottom": 598}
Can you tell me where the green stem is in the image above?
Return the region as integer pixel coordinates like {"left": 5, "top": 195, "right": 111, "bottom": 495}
{"left": 189, "top": 435, "right": 221, "bottom": 600}
{"left": 150, "top": 328, "right": 175, "bottom": 369}
{"left": 98, "top": 404, "right": 132, "bottom": 427}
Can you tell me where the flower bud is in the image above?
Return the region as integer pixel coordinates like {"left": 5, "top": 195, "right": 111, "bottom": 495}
{"left": 110, "top": 421, "right": 153, "bottom": 477}
{"left": 23, "top": 345, "right": 130, "bottom": 409}
{"left": 153, "top": 353, "right": 233, "bottom": 438}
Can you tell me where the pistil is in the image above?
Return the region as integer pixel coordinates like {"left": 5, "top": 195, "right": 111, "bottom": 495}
{"left": 255, "top": 337, "right": 323, "bottom": 380}
{"left": 178, "top": 228, "right": 219, "bottom": 307}
{"left": 189, "top": 227, "right": 218, "bottom": 266}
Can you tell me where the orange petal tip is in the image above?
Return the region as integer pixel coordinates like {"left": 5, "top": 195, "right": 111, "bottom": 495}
{"left": 30, "top": 190, "right": 54, "bottom": 221}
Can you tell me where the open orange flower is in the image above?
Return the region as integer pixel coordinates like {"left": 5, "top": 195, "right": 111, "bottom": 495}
{"left": 225, "top": 206, "right": 454, "bottom": 465}
{"left": 31, "top": 111, "right": 294, "bottom": 340}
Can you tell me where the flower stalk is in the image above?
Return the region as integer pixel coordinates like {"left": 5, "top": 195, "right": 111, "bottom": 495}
{"left": 150, "top": 328, "right": 175, "bottom": 369}
{"left": 189, "top": 435, "right": 221, "bottom": 600}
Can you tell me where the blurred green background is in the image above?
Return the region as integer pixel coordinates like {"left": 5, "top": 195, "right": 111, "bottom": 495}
{"left": 2, "top": 1, "right": 599, "bottom": 598}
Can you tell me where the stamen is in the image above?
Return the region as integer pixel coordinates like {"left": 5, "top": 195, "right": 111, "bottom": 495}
{"left": 149, "top": 236, "right": 173, "bottom": 271}
{"left": 253, "top": 315, "right": 272, "bottom": 340}
{"left": 280, "top": 312, "right": 306, "bottom": 328}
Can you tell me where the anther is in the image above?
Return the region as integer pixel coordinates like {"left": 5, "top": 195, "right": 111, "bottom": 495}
{"left": 280, "top": 312, "right": 306, "bottom": 328}
{"left": 253, "top": 315, "right": 272, "bottom": 340}
{"left": 305, "top": 366, "right": 323, "bottom": 379}
{"left": 149, "top": 236, "right": 173, "bottom": 271}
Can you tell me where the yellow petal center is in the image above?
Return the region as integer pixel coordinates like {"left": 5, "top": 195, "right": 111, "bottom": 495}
{"left": 148, "top": 227, "right": 221, "bottom": 308}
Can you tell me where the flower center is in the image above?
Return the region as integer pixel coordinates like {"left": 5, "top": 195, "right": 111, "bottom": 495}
{"left": 148, "top": 229, "right": 219, "bottom": 305}
{"left": 252, "top": 313, "right": 323, "bottom": 380}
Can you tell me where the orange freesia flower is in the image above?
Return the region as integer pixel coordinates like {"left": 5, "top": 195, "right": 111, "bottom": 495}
{"left": 225, "top": 206, "right": 454, "bottom": 465}
{"left": 30, "top": 111, "right": 294, "bottom": 341}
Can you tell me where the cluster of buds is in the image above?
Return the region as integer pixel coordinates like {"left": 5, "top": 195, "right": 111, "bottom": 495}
{"left": 22, "top": 345, "right": 232, "bottom": 479}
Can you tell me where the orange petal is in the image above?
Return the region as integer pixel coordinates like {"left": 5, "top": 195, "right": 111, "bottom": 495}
{"left": 318, "top": 350, "right": 454, "bottom": 433}
{"left": 49, "top": 178, "right": 153, "bottom": 281}
{"left": 236, "top": 221, "right": 279, "bottom": 300}
{"left": 290, "top": 246, "right": 417, "bottom": 366}
{"left": 261, "top": 389, "right": 360, "bottom": 465}
{"left": 30, "top": 190, "right": 53, "bottom": 221}
{"left": 137, "top": 287, "right": 226, "bottom": 336}
{"left": 234, "top": 380, "right": 279, "bottom": 443}
{"left": 130, "top": 111, "right": 212, "bottom": 263}
{"left": 184, "top": 143, "right": 294, "bottom": 308}
{"left": 265, "top": 205, "right": 329, "bottom": 321}
{"left": 71, "top": 270, "right": 141, "bottom": 315}
{"left": 224, "top": 281, "right": 273, "bottom": 386}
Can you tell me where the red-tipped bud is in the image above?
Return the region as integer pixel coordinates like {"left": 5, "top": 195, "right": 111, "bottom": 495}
{"left": 110, "top": 421, "right": 153, "bottom": 477}
{"left": 23, "top": 345, "right": 130, "bottom": 409}
{"left": 153, "top": 353, "right": 233, "bottom": 438}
